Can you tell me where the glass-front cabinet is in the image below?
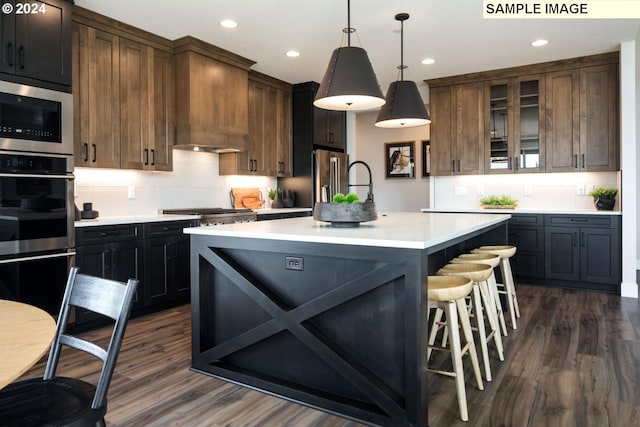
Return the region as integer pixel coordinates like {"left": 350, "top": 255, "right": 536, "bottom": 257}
{"left": 485, "top": 75, "right": 545, "bottom": 174}
{"left": 487, "top": 80, "right": 512, "bottom": 172}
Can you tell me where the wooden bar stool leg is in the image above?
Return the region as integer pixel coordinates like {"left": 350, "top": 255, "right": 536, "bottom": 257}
{"left": 470, "top": 283, "right": 492, "bottom": 382}
{"left": 427, "top": 307, "right": 444, "bottom": 361}
{"left": 455, "top": 298, "right": 484, "bottom": 392}
{"left": 504, "top": 258, "right": 520, "bottom": 319}
{"left": 488, "top": 271, "right": 508, "bottom": 337}
{"left": 478, "top": 279, "right": 504, "bottom": 362}
{"left": 443, "top": 300, "right": 469, "bottom": 422}
{"left": 500, "top": 258, "right": 518, "bottom": 330}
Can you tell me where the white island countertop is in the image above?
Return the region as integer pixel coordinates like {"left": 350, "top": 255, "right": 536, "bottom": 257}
{"left": 185, "top": 212, "right": 510, "bottom": 249}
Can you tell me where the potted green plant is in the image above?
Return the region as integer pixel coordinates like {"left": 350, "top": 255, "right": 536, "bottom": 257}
{"left": 589, "top": 187, "right": 618, "bottom": 211}
{"left": 314, "top": 192, "right": 377, "bottom": 227}
{"left": 480, "top": 195, "right": 518, "bottom": 209}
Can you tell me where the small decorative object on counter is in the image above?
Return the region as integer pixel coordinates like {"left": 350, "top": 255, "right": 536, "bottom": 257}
{"left": 282, "top": 190, "right": 295, "bottom": 208}
{"left": 271, "top": 189, "right": 284, "bottom": 208}
{"left": 314, "top": 161, "right": 377, "bottom": 227}
{"left": 80, "top": 202, "right": 99, "bottom": 219}
{"left": 589, "top": 187, "right": 618, "bottom": 211}
{"left": 480, "top": 195, "right": 518, "bottom": 209}
{"left": 230, "top": 188, "right": 263, "bottom": 209}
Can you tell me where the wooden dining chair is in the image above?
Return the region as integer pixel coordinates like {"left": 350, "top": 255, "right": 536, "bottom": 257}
{"left": 0, "top": 267, "right": 138, "bottom": 427}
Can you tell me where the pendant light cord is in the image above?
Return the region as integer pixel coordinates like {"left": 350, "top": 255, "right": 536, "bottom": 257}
{"left": 395, "top": 13, "right": 410, "bottom": 81}
{"left": 347, "top": 0, "right": 352, "bottom": 46}
{"left": 400, "top": 18, "right": 404, "bottom": 80}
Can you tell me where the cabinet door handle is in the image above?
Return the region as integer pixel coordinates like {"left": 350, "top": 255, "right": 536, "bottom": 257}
{"left": 92, "top": 144, "right": 97, "bottom": 163}
{"left": 508, "top": 157, "right": 512, "bottom": 170}
{"left": 581, "top": 231, "right": 585, "bottom": 248}
{"left": 581, "top": 154, "right": 585, "bottom": 169}
{"left": 102, "top": 250, "right": 111, "bottom": 272}
{"left": 514, "top": 156, "right": 519, "bottom": 171}
{"left": 144, "top": 148, "right": 149, "bottom": 165}
{"left": 573, "top": 231, "right": 578, "bottom": 248}
{"left": 574, "top": 154, "right": 578, "bottom": 168}
{"left": 570, "top": 218, "right": 588, "bottom": 222}
{"left": 17, "top": 45, "right": 24, "bottom": 69}
{"left": 83, "top": 143, "right": 89, "bottom": 162}
{"left": 452, "top": 160, "right": 455, "bottom": 173}
{"left": 151, "top": 149, "right": 155, "bottom": 166}
{"left": 457, "top": 159, "right": 461, "bottom": 172}
{"left": 6, "top": 42, "right": 13, "bottom": 66}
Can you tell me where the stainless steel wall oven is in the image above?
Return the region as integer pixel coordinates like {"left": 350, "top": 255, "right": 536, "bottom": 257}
{"left": 0, "top": 81, "right": 74, "bottom": 315}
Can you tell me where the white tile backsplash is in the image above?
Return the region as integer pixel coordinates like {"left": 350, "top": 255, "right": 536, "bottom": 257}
{"left": 433, "top": 171, "right": 621, "bottom": 211}
{"left": 74, "top": 150, "right": 277, "bottom": 217}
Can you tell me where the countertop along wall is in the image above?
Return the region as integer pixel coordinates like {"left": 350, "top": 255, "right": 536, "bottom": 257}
{"left": 74, "top": 150, "right": 277, "bottom": 217}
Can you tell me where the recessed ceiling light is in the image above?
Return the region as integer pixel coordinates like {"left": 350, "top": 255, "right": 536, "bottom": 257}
{"left": 219, "top": 19, "right": 238, "bottom": 29}
{"left": 531, "top": 39, "right": 548, "bottom": 47}
{"left": 286, "top": 50, "right": 301, "bottom": 58}
{"left": 421, "top": 58, "right": 435, "bottom": 65}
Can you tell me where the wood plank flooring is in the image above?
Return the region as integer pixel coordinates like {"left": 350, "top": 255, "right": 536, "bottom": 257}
{"left": 19, "top": 284, "right": 640, "bottom": 426}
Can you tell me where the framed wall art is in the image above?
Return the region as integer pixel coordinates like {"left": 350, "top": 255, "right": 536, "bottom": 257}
{"left": 385, "top": 141, "right": 415, "bottom": 178}
{"left": 421, "top": 140, "right": 430, "bottom": 177}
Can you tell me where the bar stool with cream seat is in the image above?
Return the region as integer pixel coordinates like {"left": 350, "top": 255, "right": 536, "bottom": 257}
{"left": 450, "top": 253, "right": 508, "bottom": 337}
{"left": 437, "top": 262, "right": 503, "bottom": 382}
{"left": 473, "top": 245, "right": 520, "bottom": 330}
{"left": 426, "top": 275, "right": 483, "bottom": 422}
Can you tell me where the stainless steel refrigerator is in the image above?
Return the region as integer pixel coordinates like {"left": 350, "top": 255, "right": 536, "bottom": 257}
{"left": 278, "top": 149, "right": 348, "bottom": 208}
{"left": 314, "top": 149, "right": 349, "bottom": 204}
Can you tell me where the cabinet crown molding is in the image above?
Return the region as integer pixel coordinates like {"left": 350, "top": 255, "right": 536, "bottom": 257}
{"left": 425, "top": 51, "right": 619, "bottom": 88}
{"left": 172, "top": 36, "right": 255, "bottom": 70}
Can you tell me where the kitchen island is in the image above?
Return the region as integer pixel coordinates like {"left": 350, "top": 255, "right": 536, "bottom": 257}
{"left": 186, "top": 212, "right": 510, "bottom": 427}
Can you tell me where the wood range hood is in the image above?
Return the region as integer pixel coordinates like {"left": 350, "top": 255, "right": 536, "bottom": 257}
{"left": 173, "top": 36, "right": 256, "bottom": 153}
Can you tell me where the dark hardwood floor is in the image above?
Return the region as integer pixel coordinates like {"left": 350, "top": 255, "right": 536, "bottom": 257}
{"left": 19, "top": 284, "right": 640, "bottom": 426}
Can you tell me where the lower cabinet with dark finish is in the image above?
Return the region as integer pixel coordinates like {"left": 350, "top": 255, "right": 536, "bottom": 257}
{"left": 74, "top": 219, "right": 196, "bottom": 329}
{"left": 144, "top": 221, "right": 194, "bottom": 306}
{"left": 508, "top": 214, "right": 545, "bottom": 279}
{"left": 75, "top": 223, "right": 144, "bottom": 327}
{"left": 544, "top": 214, "right": 620, "bottom": 292}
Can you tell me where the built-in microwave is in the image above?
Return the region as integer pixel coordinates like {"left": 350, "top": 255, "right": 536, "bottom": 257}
{"left": 0, "top": 80, "right": 73, "bottom": 155}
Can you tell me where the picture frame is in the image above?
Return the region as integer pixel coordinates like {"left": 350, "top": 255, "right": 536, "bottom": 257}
{"left": 421, "top": 140, "right": 430, "bottom": 177}
{"left": 385, "top": 141, "right": 415, "bottom": 178}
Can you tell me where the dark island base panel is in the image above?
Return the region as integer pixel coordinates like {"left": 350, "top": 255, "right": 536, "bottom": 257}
{"left": 190, "top": 224, "right": 507, "bottom": 427}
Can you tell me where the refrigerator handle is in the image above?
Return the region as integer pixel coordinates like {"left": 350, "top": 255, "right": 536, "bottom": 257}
{"left": 330, "top": 157, "right": 339, "bottom": 199}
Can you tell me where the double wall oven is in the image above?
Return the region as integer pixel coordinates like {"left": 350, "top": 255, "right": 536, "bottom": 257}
{"left": 0, "top": 81, "right": 74, "bottom": 314}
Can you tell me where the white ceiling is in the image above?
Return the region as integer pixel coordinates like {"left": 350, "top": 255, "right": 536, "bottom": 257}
{"left": 75, "top": 0, "right": 639, "bottom": 100}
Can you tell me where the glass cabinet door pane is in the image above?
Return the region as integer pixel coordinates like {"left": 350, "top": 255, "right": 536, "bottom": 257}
{"left": 518, "top": 80, "right": 540, "bottom": 170}
{"left": 489, "top": 84, "right": 509, "bottom": 170}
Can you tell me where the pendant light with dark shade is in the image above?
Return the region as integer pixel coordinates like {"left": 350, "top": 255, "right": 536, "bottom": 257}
{"left": 314, "top": 0, "right": 385, "bottom": 111}
{"left": 375, "top": 13, "right": 430, "bottom": 128}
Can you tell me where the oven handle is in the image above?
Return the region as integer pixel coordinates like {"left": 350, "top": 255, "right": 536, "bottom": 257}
{"left": 0, "top": 173, "right": 74, "bottom": 179}
{"left": 0, "top": 251, "right": 76, "bottom": 264}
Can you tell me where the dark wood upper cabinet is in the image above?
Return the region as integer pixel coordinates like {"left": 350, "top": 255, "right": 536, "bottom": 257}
{"left": 72, "top": 22, "right": 121, "bottom": 169}
{"left": 73, "top": 6, "right": 174, "bottom": 171}
{"left": 0, "top": 0, "right": 72, "bottom": 88}
{"left": 429, "top": 83, "right": 484, "bottom": 175}
{"left": 219, "top": 71, "right": 292, "bottom": 177}
{"left": 579, "top": 63, "right": 619, "bottom": 172}
{"left": 545, "top": 69, "right": 580, "bottom": 172}
{"left": 426, "top": 52, "right": 619, "bottom": 176}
